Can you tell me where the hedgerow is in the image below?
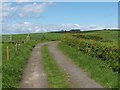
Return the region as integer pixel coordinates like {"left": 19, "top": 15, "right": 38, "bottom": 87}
{"left": 61, "top": 34, "right": 119, "bottom": 72}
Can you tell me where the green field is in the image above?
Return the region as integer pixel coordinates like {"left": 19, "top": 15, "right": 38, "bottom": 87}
{"left": 80, "top": 30, "right": 118, "bottom": 47}
{"left": 2, "top": 33, "right": 61, "bottom": 43}
{"left": 2, "top": 30, "right": 119, "bottom": 88}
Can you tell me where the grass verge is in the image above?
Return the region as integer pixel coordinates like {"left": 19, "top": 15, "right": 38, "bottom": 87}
{"left": 2, "top": 41, "right": 38, "bottom": 88}
{"left": 58, "top": 42, "right": 118, "bottom": 88}
{"left": 42, "top": 45, "right": 69, "bottom": 88}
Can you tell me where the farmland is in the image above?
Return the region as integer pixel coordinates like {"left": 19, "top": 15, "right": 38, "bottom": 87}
{"left": 1, "top": 30, "right": 119, "bottom": 88}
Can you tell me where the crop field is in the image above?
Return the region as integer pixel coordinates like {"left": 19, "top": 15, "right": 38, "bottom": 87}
{"left": 1, "top": 30, "right": 119, "bottom": 88}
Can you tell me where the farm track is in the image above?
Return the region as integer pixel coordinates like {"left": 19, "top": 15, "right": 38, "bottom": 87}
{"left": 48, "top": 41, "right": 103, "bottom": 88}
{"left": 20, "top": 42, "right": 51, "bottom": 88}
{"left": 20, "top": 41, "right": 102, "bottom": 88}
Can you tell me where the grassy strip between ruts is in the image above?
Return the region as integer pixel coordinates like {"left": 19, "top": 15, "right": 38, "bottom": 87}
{"left": 42, "top": 45, "right": 69, "bottom": 88}
{"left": 58, "top": 42, "right": 118, "bottom": 88}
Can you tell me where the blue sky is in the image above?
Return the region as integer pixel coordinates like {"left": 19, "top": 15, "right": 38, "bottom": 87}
{"left": 1, "top": 2, "right": 118, "bottom": 34}
{"left": 42, "top": 2, "right": 117, "bottom": 25}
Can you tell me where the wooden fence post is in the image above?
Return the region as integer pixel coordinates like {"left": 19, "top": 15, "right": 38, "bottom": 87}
{"left": 26, "top": 34, "right": 30, "bottom": 42}
{"left": 15, "top": 43, "right": 18, "bottom": 52}
{"left": 6, "top": 46, "right": 10, "bottom": 60}
{"left": 10, "top": 35, "right": 12, "bottom": 42}
{"left": 18, "top": 43, "right": 21, "bottom": 50}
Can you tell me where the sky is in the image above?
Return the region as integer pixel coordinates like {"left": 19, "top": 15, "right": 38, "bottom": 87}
{"left": 1, "top": 2, "right": 118, "bottom": 34}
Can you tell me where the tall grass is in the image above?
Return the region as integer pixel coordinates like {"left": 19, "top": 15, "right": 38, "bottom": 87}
{"left": 2, "top": 41, "right": 37, "bottom": 88}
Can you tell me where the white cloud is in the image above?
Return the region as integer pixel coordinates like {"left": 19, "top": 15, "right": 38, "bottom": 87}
{"left": 23, "top": 21, "right": 32, "bottom": 25}
{"left": 0, "top": 3, "right": 11, "bottom": 18}
{"left": 2, "top": 23, "right": 118, "bottom": 34}
{"left": 3, "top": 0, "right": 33, "bottom": 2}
{"left": 1, "top": 2, "right": 53, "bottom": 20}
{"left": 19, "top": 2, "right": 51, "bottom": 18}
{"left": 80, "top": 25, "right": 118, "bottom": 31}
{"left": 2, "top": 0, "right": 119, "bottom": 2}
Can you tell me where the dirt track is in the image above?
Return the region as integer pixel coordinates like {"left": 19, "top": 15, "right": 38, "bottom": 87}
{"left": 48, "top": 42, "right": 102, "bottom": 88}
{"left": 20, "top": 41, "right": 102, "bottom": 88}
{"left": 20, "top": 42, "right": 51, "bottom": 88}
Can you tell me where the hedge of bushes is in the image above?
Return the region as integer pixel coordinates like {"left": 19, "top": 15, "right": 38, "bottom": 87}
{"left": 61, "top": 34, "right": 119, "bottom": 72}
{"left": 72, "top": 34, "right": 103, "bottom": 41}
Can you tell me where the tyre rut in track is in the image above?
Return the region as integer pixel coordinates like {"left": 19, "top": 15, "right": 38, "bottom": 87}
{"left": 48, "top": 41, "right": 102, "bottom": 88}
{"left": 20, "top": 42, "right": 51, "bottom": 88}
